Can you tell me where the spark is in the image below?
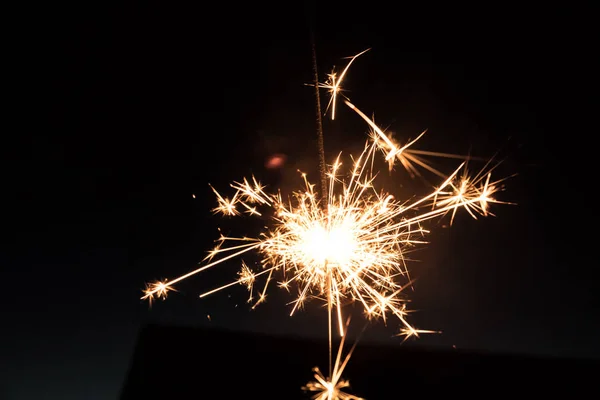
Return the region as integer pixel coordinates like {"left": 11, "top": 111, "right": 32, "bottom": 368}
{"left": 303, "top": 319, "right": 364, "bottom": 400}
{"left": 238, "top": 261, "right": 256, "bottom": 302}
{"left": 307, "top": 48, "right": 370, "bottom": 120}
{"left": 143, "top": 279, "right": 175, "bottom": 306}
{"left": 142, "top": 101, "right": 507, "bottom": 338}
{"left": 345, "top": 100, "right": 483, "bottom": 178}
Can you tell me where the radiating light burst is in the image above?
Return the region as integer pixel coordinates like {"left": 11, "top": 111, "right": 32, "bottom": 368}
{"left": 140, "top": 48, "right": 512, "bottom": 399}
{"left": 142, "top": 100, "right": 508, "bottom": 340}
{"left": 144, "top": 279, "right": 175, "bottom": 307}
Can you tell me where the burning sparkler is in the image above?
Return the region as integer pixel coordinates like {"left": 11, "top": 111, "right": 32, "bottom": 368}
{"left": 142, "top": 107, "right": 507, "bottom": 338}
{"left": 140, "top": 47, "right": 511, "bottom": 399}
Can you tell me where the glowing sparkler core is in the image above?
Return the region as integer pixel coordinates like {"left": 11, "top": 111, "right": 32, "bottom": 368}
{"left": 299, "top": 224, "right": 357, "bottom": 269}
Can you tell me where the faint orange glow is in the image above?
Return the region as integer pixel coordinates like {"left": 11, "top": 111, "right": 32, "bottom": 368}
{"left": 265, "top": 153, "right": 287, "bottom": 169}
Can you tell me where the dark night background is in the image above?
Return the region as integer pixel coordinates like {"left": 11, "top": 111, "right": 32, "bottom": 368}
{"left": 5, "top": 2, "right": 599, "bottom": 399}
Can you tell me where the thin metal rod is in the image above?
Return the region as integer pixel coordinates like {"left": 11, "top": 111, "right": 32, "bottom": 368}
{"left": 310, "top": 29, "right": 328, "bottom": 202}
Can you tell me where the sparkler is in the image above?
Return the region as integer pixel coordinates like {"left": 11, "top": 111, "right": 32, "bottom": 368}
{"left": 143, "top": 131, "right": 505, "bottom": 332}
{"left": 140, "top": 48, "right": 510, "bottom": 399}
